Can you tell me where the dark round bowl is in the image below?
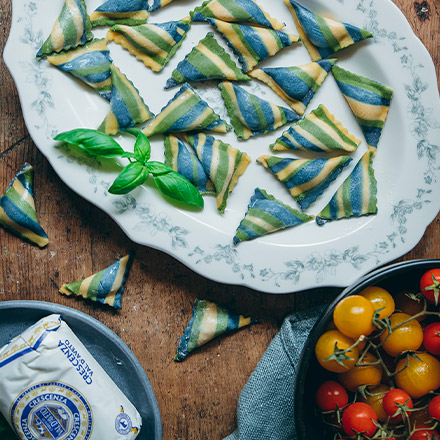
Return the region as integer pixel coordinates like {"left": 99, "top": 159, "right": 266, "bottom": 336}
{"left": 294, "top": 259, "right": 440, "bottom": 440}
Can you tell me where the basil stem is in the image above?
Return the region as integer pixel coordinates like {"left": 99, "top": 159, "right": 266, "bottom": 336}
{"left": 108, "top": 162, "right": 149, "bottom": 195}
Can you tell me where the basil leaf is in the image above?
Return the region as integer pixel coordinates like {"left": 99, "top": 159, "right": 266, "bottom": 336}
{"left": 146, "top": 161, "right": 173, "bottom": 176}
{"left": 54, "top": 129, "right": 124, "bottom": 158}
{"left": 134, "top": 132, "right": 151, "bottom": 163}
{"left": 154, "top": 170, "right": 204, "bottom": 208}
{"left": 108, "top": 162, "right": 149, "bottom": 195}
{"left": 121, "top": 152, "right": 137, "bottom": 159}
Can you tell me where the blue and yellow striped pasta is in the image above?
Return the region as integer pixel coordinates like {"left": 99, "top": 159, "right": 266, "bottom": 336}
{"left": 90, "top": 0, "right": 149, "bottom": 27}
{"left": 191, "top": 0, "right": 284, "bottom": 30}
{"left": 148, "top": 0, "right": 179, "bottom": 12}
{"left": 233, "top": 188, "right": 313, "bottom": 244}
{"left": 175, "top": 298, "right": 258, "bottom": 361}
{"left": 219, "top": 81, "right": 300, "bottom": 140}
{"left": 248, "top": 59, "right": 336, "bottom": 115}
{"left": 47, "top": 38, "right": 113, "bottom": 101}
{"left": 316, "top": 151, "right": 377, "bottom": 225}
{"left": 99, "top": 64, "right": 154, "bottom": 135}
{"left": 332, "top": 65, "right": 393, "bottom": 156}
{"left": 270, "top": 104, "right": 361, "bottom": 153}
{"left": 0, "top": 163, "right": 49, "bottom": 248}
{"left": 284, "top": 0, "right": 372, "bottom": 61}
{"left": 107, "top": 18, "right": 191, "bottom": 72}
{"left": 37, "top": 0, "right": 93, "bottom": 58}
{"left": 60, "top": 254, "right": 133, "bottom": 309}
{"left": 185, "top": 133, "right": 251, "bottom": 213}
{"left": 164, "top": 135, "right": 215, "bottom": 195}
{"left": 257, "top": 155, "right": 352, "bottom": 210}
{"left": 142, "top": 83, "right": 231, "bottom": 136}
{"left": 208, "top": 19, "right": 300, "bottom": 72}
{"left": 165, "top": 32, "right": 250, "bottom": 89}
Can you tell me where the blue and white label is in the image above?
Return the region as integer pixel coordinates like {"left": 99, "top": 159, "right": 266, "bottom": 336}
{"left": 115, "top": 411, "right": 132, "bottom": 435}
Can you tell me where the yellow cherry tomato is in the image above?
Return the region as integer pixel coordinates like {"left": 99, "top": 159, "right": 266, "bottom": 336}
{"left": 338, "top": 352, "right": 382, "bottom": 392}
{"left": 359, "top": 286, "right": 395, "bottom": 319}
{"left": 395, "top": 352, "right": 440, "bottom": 399}
{"left": 359, "top": 384, "right": 390, "bottom": 422}
{"left": 394, "top": 291, "right": 426, "bottom": 321}
{"left": 333, "top": 295, "right": 375, "bottom": 339}
{"left": 379, "top": 313, "right": 423, "bottom": 357}
{"left": 315, "top": 330, "right": 359, "bottom": 373}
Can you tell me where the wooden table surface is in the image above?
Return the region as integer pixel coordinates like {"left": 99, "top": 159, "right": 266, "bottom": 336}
{"left": 1, "top": 1, "right": 439, "bottom": 439}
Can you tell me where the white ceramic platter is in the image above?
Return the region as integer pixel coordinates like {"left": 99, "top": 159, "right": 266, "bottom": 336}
{"left": 4, "top": 0, "right": 440, "bottom": 293}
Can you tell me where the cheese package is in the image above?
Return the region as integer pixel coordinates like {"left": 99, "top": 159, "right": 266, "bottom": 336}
{"left": 0, "top": 314, "right": 142, "bottom": 440}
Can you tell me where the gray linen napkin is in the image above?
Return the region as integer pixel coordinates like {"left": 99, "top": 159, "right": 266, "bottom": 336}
{"left": 224, "top": 305, "right": 326, "bottom": 440}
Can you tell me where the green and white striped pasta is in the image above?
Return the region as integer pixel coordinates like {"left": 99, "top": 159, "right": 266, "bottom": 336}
{"left": 175, "top": 298, "right": 258, "bottom": 361}
{"left": 257, "top": 154, "right": 352, "bottom": 210}
{"left": 270, "top": 104, "right": 361, "bottom": 153}
{"left": 107, "top": 17, "right": 191, "bottom": 72}
{"left": 0, "top": 163, "right": 49, "bottom": 248}
{"left": 185, "top": 133, "right": 251, "bottom": 213}
{"left": 90, "top": 0, "right": 149, "bottom": 27}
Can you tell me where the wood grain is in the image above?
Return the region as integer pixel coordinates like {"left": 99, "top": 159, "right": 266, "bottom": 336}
{"left": 0, "top": 1, "right": 439, "bottom": 439}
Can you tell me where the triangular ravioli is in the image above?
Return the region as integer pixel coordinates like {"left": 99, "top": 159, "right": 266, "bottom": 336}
{"left": 248, "top": 59, "right": 336, "bottom": 115}
{"left": 148, "top": 0, "right": 179, "bottom": 12}
{"left": 107, "top": 17, "right": 191, "bottom": 72}
{"left": 99, "top": 64, "right": 154, "bottom": 135}
{"left": 165, "top": 32, "right": 250, "bottom": 89}
{"left": 47, "top": 38, "right": 113, "bottom": 101}
{"left": 332, "top": 65, "right": 393, "bottom": 155}
{"left": 233, "top": 188, "right": 313, "bottom": 244}
{"left": 164, "top": 135, "right": 215, "bottom": 195}
{"left": 185, "top": 133, "right": 251, "bottom": 213}
{"left": 191, "top": 0, "right": 284, "bottom": 30}
{"left": 270, "top": 104, "right": 361, "bottom": 153}
{"left": 316, "top": 151, "right": 377, "bottom": 225}
{"left": 175, "top": 298, "right": 258, "bottom": 361}
{"left": 219, "top": 81, "right": 300, "bottom": 140}
{"left": 0, "top": 163, "right": 49, "bottom": 248}
{"left": 37, "top": 0, "right": 93, "bottom": 58}
{"left": 208, "top": 19, "right": 300, "bottom": 72}
{"left": 284, "top": 0, "right": 372, "bottom": 61}
{"left": 257, "top": 154, "right": 352, "bottom": 210}
{"left": 142, "top": 83, "right": 231, "bottom": 136}
{"left": 60, "top": 254, "right": 133, "bottom": 309}
{"left": 90, "top": 0, "right": 149, "bottom": 27}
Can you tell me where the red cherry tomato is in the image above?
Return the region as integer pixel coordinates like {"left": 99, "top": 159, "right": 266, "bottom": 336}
{"left": 420, "top": 269, "right": 440, "bottom": 305}
{"left": 316, "top": 380, "right": 348, "bottom": 411}
{"left": 410, "top": 426, "right": 440, "bottom": 440}
{"left": 424, "top": 323, "right": 440, "bottom": 355}
{"left": 342, "top": 402, "right": 378, "bottom": 437}
{"left": 429, "top": 395, "right": 440, "bottom": 420}
{"left": 383, "top": 388, "right": 413, "bottom": 422}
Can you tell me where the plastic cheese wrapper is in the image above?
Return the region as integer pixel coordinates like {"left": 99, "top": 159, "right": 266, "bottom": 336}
{"left": 0, "top": 314, "right": 142, "bottom": 440}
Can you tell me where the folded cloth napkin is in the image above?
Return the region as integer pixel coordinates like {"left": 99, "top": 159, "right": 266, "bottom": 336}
{"left": 224, "top": 305, "right": 326, "bottom": 440}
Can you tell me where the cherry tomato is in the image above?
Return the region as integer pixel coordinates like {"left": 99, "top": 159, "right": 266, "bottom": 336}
{"left": 382, "top": 388, "right": 413, "bottom": 422}
{"left": 359, "top": 286, "right": 395, "bottom": 319}
{"left": 394, "top": 291, "right": 425, "bottom": 321}
{"left": 410, "top": 426, "right": 440, "bottom": 440}
{"left": 338, "top": 352, "right": 382, "bottom": 392}
{"left": 359, "top": 384, "right": 390, "bottom": 422}
{"left": 379, "top": 313, "right": 423, "bottom": 357}
{"left": 333, "top": 295, "right": 375, "bottom": 339}
{"left": 395, "top": 352, "right": 440, "bottom": 399}
{"left": 316, "top": 381, "right": 348, "bottom": 411}
{"left": 424, "top": 323, "right": 440, "bottom": 355}
{"left": 429, "top": 395, "right": 440, "bottom": 420}
{"left": 341, "top": 402, "right": 378, "bottom": 437}
{"left": 420, "top": 269, "right": 440, "bottom": 305}
{"left": 315, "top": 330, "right": 359, "bottom": 373}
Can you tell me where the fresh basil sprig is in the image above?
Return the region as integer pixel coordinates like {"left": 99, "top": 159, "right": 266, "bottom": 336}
{"left": 54, "top": 129, "right": 204, "bottom": 209}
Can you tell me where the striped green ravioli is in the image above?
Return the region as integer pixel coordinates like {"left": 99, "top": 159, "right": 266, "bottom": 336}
{"left": 90, "top": 0, "right": 149, "bottom": 27}
{"left": 99, "top": 64, "right": 154, "bottom": 135}
{"left": 185, "top": 133, "right": 251, "bottom": 213}
{"left": 107, "top": 17, "right": 191, "bottom": 72}
{"left": 37, "top": 0, "right": 93, "bottom": 58}
{"left": 270, "top": 104, "right": 361, "bottom": 153}
{"left": 208, "top": 19, "right": 300, "bottom": 72}
{"left": 332, "top": 65, "right": 393, "bottom": 156}
{"left": 191, "top": 0, "right": 285, "bottom": 30}
{"left": 175, "top": 298, "right": 258, "bottom": 361}
{"left": 234, "top": 188, "right": 313, "bottom": 244}
{"left": 0, "top": 163, "right": 49, "bottom": 248}
{"left": 316, "top": 151, "right": 377, "bottom": 225}
{"left": 143, "top": 83, "right": 231, "bottom": 136}
{"left": 257, "top": 154, "right": 352, "bottom": 210}
{"left": 60, "top": 254, "right": 133, "bottom": 309}
{"left": 165, "top": 32, "right": 250, "bottom": 89}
